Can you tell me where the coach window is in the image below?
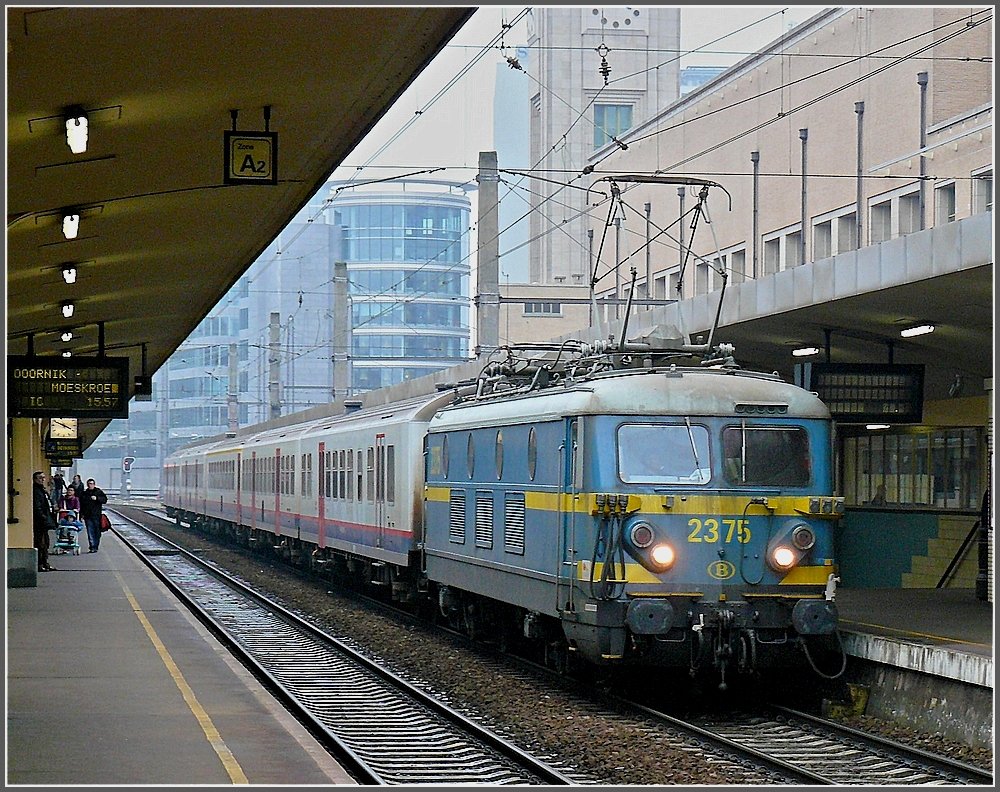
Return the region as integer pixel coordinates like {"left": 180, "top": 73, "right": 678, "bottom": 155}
{"left": 357, "top": 449, "right": 364, "bottom": 500}
{"left": 347, "top": 450, "right": 354, "bottom": 501}
{"left": 367, "top": 447, "right": 375, "bottom": 501}
{"left": 495, "top": 430, "right": 504, "bottom": 480}
{"left": 386, "top": 445, "right": 395, "bottom": 503}
{"left": 527, "top": 427, "right": 537, "bottom": 481}
{"left": 325, "top": 450, "right": 332, "bottom": 497}
{"left": 332, "top": 451, "right": 340, "bottom": 498}
{"left": 339, "top": 450, "right": 347, "bottom": 498}
{"left": 467, "top": 432, "right": 475, "bottom": 479}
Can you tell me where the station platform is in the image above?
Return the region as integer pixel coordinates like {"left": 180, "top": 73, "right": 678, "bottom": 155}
{"left": 5, "top": 525, "right": 353, "bottom": 786}
{"left": 835, "top": 586, "right": 993, "bottom": 688}
{"left": 6, "top": 521, "right": 994, "bottom": 783}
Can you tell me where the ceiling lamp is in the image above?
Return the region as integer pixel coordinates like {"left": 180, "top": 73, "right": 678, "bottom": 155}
{"left": 61, "top": 350, "right": 73, "bottom": 358}
{"left": 65, "top": 111, "right": 88, "bottom": 154}
{"left": 792, "top": 346, "right": 820, "bottom": 357}
{"left": 60, "top": 331, "right": 74, "bottom": 342}
{"left": 867, "top": 424, "right": 890, "bottom": 430}
{"left": 61, "top": 301, "right": 75, "bottom": 318}
{"left": 61, "top": 264, "right": 77, "bottom": 284}
{"left": 62, "top": 213, "right": 80, "bottom": 239}
{"left": 900, "top": 324, "right": 934, "bottom": 338}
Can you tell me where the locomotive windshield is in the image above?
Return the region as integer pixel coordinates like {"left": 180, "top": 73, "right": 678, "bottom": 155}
{"left": 722, "top": 425, "right": 811, "bottom": 486}
{"left": 618, "top": 422, "right": 711, "bottom": 484}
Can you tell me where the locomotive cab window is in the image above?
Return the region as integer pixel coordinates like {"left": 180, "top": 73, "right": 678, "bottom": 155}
{"left": 723, "top": 425, "right": 810, "bottom": 487}
{"left": 618, "top": 422, "right": 711, "bottom": 484}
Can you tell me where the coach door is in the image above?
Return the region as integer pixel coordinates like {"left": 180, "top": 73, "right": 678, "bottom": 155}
{"left": 375, "top": 433, "right": 387, "bottom": 548}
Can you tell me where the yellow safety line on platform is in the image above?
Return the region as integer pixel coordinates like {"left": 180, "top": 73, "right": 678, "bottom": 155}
{"left": 115, "top": 572, "right": 250, "bottom": 784}
{"left": 840, "top": 619, "right": 992, "bottom": 648}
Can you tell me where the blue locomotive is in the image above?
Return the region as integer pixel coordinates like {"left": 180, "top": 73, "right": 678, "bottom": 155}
{"left": 163, "top": 332, "right": 845, "bottom": 686}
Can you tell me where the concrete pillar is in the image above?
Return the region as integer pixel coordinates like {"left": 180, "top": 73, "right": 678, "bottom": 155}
{"left": 332, "top": 260, "right": 351, "bottom": 400}
{"left": 7, "top": 418, "right": 44, "bottom": 587}
{"left": 476, "top": 151, "right": 500, "bottom": 356}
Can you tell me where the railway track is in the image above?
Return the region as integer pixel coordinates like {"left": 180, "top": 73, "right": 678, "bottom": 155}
{"left": 115, "top": 506, "right": 994, "bottom": 786}
{"left": 623, "top": 699, "right": 994, "bottom": 785}
{"left": 111, "top": 512, "right": 582, "bottom": 785}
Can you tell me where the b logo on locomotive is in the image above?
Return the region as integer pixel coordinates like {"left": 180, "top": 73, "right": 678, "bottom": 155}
{"left": 707, "top": 560, "right": 736, "bottom": 580}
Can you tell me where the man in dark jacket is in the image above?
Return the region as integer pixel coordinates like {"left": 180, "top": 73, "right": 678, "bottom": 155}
{"left": 80, "top": 478, "right": 109, "bottom": 553}
{"left": 32, "top": 471, "right": 56, "bottom": 571}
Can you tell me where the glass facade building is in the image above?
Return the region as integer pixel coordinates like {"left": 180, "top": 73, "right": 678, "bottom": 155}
{"left": 329, "top": 179, "right": 472, "bottom": 393}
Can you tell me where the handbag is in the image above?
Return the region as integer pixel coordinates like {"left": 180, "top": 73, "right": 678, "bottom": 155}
{"left": 99, "top": 513, "right": 112, "bottom": 532}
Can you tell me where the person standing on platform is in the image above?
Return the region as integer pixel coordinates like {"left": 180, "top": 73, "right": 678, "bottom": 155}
{"left": 70, "top": 473, "right": 84, "bottom": 494}
{"left": 32, "top": 471, "right": 57, "bottom": 571}
{"left": 50, "top": 470, "right": 66, "bottom": 508}
{"left": 80, "top": 478, "right": 108, "bottom": 553}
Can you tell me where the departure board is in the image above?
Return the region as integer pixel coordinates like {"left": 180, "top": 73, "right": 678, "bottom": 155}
{"left": 44, "top": 437, "right": 83, "bottom": 459}
{"left": 795, "top": 362, "right": 924, "bottom": 423}
{"left": 7, "top": 356, "right": 130, "bottom": 418}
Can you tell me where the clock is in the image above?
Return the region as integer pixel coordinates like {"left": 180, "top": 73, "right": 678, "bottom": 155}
{"left": 50, "top": 418, "right": 78, "bottom": 439}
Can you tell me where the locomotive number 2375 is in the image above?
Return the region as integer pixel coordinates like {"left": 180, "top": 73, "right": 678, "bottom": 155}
{"left": 687, "top": 518, "right": 751, "bottom": 543}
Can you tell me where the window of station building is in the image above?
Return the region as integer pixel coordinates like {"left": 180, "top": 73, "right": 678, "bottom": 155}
{"left": 594, "top": 103, "right": 633, "bottom": 149}
{"left": 813, "top": 219, "right": 833, "bottom": 261}
{"left": 523, "top": 301, "right": 562, "bottom": 316}
{"left": 785, "top": 230, "right": 802, "bottom": 267}
{"left": 870, "top": 199, "right": 892, "bottom": 244}
{"left": 841, "top": 427, "right": 982, "bottom": 509}
{"left": 761, "top": 223, "right": 801, "bottom": 273}
{"left": 898, "top": 192, "right": 921, "bottom": 235}
{"left": 695, "top": 259, "right": 710, "bottom": 295}
{"left": 837, "top": 213, "right": 858, "bottom": 252}
{"left": 935, "top": 182, "right": 956, "bottom": 224}
{"left": 728, "top": 249, "right": 747, "bottom": 283}
{"left": 972, "top": 169, "right": 992, "bottom": 214}
{"left": 762, "top": 237, "right": 780, "bottom": 275}
{"left": 666, "top": 271, "right": 679, "bottom": 298}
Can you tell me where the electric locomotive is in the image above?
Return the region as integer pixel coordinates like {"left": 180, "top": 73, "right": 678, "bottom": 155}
{"left": 423, "top": 334, "right": 844, "bottom": 685}
{"left": 162, "top": 331, "right": 845, "bottom": 686}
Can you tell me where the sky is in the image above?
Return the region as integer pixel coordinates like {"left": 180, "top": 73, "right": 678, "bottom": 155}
{"left": 333, "top": 5, "right": 823, "bottom": 177}
{"left": 325, "top": 6, "right": 823, "bottom": 281}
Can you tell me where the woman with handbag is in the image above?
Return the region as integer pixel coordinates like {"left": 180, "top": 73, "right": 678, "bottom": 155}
{"left": 80, "top": 478, "right": 109, "bottom": 553}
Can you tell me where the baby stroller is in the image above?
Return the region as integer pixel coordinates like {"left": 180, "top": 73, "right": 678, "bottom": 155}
{"left": 53, "top": 508, "right": 84, "bottom": 556}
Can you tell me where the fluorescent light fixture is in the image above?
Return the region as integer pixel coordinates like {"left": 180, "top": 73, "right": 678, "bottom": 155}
{"left": 61, "top": 350, "right": 72, "bottom": 358}
{"left": 792, "top": 346, "right": 821, "bottom": 357}
{"left": 900, "top": 324, "right": 934, "bottom": 338}
{"left": 62, "top": 213, "right": 80, "bottom": 239}
{"left": 61, "top": 265, "right": 77, "bottom": 284}
{"left": 866, "top": 424, "right": 890, "bottom": 430}
{"left": 65, "top": 113, "right": 88, "bottom": 154}
{"left": 61, "top": 331, "right": 73, "bottom": 342}
{"left": 61, "top": 301, "right": 74, "bottom": 318}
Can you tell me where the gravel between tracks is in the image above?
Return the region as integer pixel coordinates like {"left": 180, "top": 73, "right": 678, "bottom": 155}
{"left": 126, "top": 507, "right": 993, "bottom": 783}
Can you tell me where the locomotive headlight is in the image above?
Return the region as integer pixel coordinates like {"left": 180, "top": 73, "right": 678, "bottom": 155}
{"left": 771, "top": 546, "right": 796, "bottom": 569}
{"left": 630, "top": 522, "right": 655, "bottom": 548}
{"left": 650, "top": 543, "right": 676, "bottom": 570}
{"left": 791, "top": 524, "right": 816, "bottom": 551}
